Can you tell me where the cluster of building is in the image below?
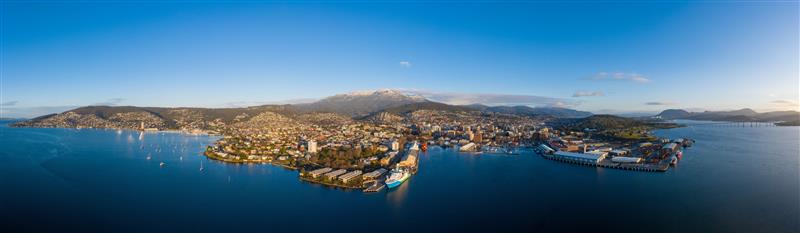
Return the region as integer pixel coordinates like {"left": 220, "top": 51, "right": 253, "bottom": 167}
{"left": 536, "top": 128, "right": 694, "bottom": 171}
{"left": 205, "top": 110, "right": 551, "bottom": 168}
{"left": 303, "top": 166, "right": 388, "bottom": 188}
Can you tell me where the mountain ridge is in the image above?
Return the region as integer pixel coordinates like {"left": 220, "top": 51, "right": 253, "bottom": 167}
{"left": 11, "top": 90, "right": 595, "bottom": 130}
{"left": 655, "top": 108, "right": 800, "bottom": 123}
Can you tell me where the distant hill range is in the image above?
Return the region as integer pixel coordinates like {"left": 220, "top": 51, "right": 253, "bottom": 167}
{"left": 11, "top": 89, "right": 595, "bottom": 130}
{"left": 655, "top": 108, "right": 800, "bottom": 123}
{"left": 472, "top": 105, "right": 592, "bottom": 118}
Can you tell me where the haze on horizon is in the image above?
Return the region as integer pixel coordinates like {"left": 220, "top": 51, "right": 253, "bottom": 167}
{"left": 1, "top": 1, "right": 798, "bottom": 118}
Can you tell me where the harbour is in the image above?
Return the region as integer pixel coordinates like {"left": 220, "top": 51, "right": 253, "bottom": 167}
{"left": 1, "top": 121, "right": 797, "bottom": 232}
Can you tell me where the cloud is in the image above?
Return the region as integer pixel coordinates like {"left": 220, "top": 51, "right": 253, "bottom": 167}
{"left": 221, "top": 98, "right": 318, "bottom": 108}
{"left": 572, "top": 91, "right": 604, "bottom": 97}
{"left": 0, "top": 106, "right": 77, "bottom": 118}
{"left": 404, "top": 89, "right": 579, "bottom": 108}
{"left": 93, "top": 98, "right": 125, "bottom": 106}
{"left": 399, "top": 61, "right": 412, "bottom": 67}
{"left": 770, "top": 100, "right": 799, "bottom": 109}
{"left": 770, "top": 100, "right": 797, "bottom": 104}
{"left": 645, "top": 101, "right": 676, "bottom": 106}
{"left": 1, "top": 101, "right": 18, "bottom": 106}
{"left": 590, "top": 72, "right": 650, "bottom": 83}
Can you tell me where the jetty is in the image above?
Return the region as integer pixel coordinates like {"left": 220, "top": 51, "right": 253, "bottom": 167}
{"left": 363, "top": 182, "right": 386, "bottom": 193}
{"left": 542, "top": 152, "right": 670, "bottom": 172}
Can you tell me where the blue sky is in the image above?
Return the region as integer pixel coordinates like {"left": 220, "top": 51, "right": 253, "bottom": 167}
{"left": 1, "top": 1, "right": 798, "bottom": 117}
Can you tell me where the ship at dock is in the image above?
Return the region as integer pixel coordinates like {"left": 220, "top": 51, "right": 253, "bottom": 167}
{"left": 385, "top": 142, "right": 420, "bottom": 189}
{"left": 385, "top": 168, "right": 411, "bottom": 189}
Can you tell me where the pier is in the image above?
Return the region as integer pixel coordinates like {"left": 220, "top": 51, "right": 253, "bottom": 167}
{"left": 542, "top": 153, "right": 669, "bottom": 172}
{"left": 362, "top": 179, "right": 386, "bottom": 192}
{"left": 363, "top": 183, "right": 386, "bottom": 193}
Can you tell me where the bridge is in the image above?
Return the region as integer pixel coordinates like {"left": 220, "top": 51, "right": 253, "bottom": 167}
{"left": 686, "top": 121, "right": 777, "bottom": 127}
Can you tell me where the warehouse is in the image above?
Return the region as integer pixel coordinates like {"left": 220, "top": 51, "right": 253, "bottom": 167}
{"left": 552, "top": 151, "right": 606, "bottom": 165}
{"left": 338, "top": 170, "right": 362, "bottom": 183}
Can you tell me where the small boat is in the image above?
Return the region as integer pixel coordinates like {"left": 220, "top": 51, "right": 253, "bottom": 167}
{"left": 199, "top": 160, "right": 204, "bottom": 171}
{"left": 160, "top": 162, "right": 166, "bottom": 167}
{"left": 670, "top": 156, "right": 678, "bottom": 166}
{"left": 146, "top": 153, "right": 152, "bottom": 160}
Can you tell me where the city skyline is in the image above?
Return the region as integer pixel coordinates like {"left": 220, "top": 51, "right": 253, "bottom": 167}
{"left": 2, "top": 1, "right": 798, "bottom": 118}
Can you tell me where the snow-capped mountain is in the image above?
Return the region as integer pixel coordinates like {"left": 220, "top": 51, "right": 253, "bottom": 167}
{"left": 298, "top": 89, "right": 429, "bottom": 117}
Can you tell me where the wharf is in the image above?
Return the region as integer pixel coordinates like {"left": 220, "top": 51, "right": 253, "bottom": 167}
{"left": 364, "top": 183, "right": 386, "bottom": 192}
{"left": 542, "top": 154, "right": 669, "bottom": 172}
{"left": 362, "top": 179, "right": 386, "bottom": 193}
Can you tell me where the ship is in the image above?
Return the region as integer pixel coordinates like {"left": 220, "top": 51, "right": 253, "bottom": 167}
{"left": 385, "top": 168, "right": 411, "bottom": 189}
{"left": 386, "top": 142, "right": 419, "bottom": 189}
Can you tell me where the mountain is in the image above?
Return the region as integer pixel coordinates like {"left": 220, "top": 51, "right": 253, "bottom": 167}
{"left": 655, "top": 108, "right": 800, "bottom": 122}
{"left": 479, "top": 105, "right": 592, "bottom": 118}
{"left": 381, "top": 102, "right": 477, "bottom": 115}
{"left": 10, "top": 105, "right": 299, "bottom": 130}
{"left": 297, "top": 89, "right": 427, "bottom": 117}
{"left": 655, "top": 109, "right": 691, "bottom": 120}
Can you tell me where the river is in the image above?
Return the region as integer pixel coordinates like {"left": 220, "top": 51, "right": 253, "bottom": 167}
{"left": 0, "top": 120, "right": 797, "bottom": 232}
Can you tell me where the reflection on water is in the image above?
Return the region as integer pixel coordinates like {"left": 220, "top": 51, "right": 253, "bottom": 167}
{"left": 386, "top": 177, "right": 411, "bottom": 206}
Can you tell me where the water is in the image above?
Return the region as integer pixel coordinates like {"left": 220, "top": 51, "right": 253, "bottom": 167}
{"left": 1, "top": 120, "right": 797, "bottom": 233}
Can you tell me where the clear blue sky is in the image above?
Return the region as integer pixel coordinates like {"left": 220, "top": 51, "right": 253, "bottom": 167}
{"left": 1, "top": 1, "right": 798, "bottom": 117}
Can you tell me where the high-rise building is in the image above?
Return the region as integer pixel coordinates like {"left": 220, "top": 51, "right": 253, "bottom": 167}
{"left": 390, "top": 140, "right": 400, "bottom": 151}
{"left": 307, "top": 140, "right": 317, "bottom": 153}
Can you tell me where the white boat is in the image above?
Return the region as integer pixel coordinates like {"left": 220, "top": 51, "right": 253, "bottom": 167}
{"left": 160, "top": 162, "right": 166, "bottom": 167}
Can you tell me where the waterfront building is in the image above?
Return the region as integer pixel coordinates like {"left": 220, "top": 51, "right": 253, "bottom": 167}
{"left": 398, "top": 147, "right": 419, "bottom": 168}
{"left": 552, "top": 151, "right": 606, "bottom": 165}
{"left": 338, "top": 170, "right": 362, "bottom": 183}
{"left": 362, "top": 168, "right": 388, "bottom": 180}
{"left": 611, "top": 156, "right": 643, "bottom": 163}
{"left": 459, "top": 142, "right": 477, "bottom": 152}
{"left": 324, "top": 169, "right": 347, "bottom": 180}
{"left": 307, "top": 167, "right": 332, "bottom": 178}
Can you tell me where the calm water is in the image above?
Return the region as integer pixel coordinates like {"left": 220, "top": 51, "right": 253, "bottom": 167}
{"left": 1, "top": 120, "right": 798, "bottom": 233}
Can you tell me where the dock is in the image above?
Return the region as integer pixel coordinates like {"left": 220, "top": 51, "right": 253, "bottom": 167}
{"left": 542, "top": 153, "right": 669, "bottom": 172}
{"left": 363, "top": 183, "right": 386, "bottom": 193}
{"left": 362, "top": 179, "right": 386, "bottom": 192}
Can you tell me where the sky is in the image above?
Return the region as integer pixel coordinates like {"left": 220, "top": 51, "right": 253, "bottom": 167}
{"left": 1, "top": 1, "right": 798, "bottom": 118}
